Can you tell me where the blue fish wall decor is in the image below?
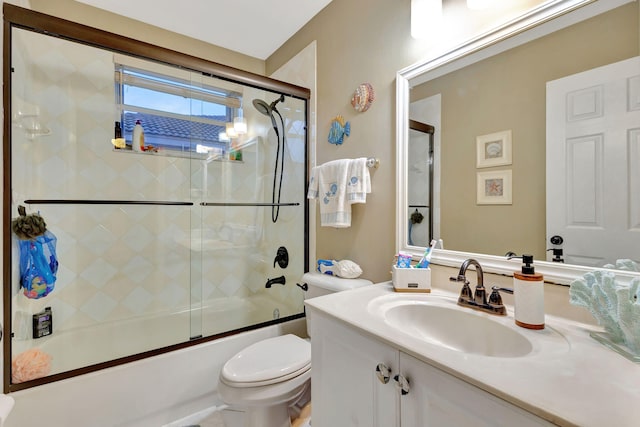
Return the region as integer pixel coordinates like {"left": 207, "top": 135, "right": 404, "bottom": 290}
{"left": 328, "top": 115, "right": 350, "bottom": 145}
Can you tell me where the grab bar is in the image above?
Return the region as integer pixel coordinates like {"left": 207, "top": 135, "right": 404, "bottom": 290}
{"left": 200, "top": 202, "right": 300, "bottom": 207}
{"left": 24, "top": 199, "right": 193, "bottom": 206}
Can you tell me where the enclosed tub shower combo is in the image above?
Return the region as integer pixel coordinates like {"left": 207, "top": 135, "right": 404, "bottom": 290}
{"left": 3, "top": 4, "right": 310, "bottom": 393}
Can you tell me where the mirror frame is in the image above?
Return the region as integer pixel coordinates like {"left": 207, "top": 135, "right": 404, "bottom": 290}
{"left": 396, "top": 0, "right": 640, "bottom": 285}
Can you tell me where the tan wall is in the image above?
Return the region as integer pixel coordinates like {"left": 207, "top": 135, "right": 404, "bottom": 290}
{"left": 268, "top": 0, "right": 545, "bottom": 282}
{"left": 28, "top": 0, "right": 265, "bottom": 75}
{"left": 21, "top": 0, "right": 637, "bottom": 283}
{"left": 412, "top": 3, "right": 639, "bottom": 260}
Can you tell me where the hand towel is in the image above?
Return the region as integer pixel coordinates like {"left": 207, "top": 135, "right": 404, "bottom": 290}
{"left": 347, "top": 157, "right": 371, "bottom": 204}
{"left": 307, "top": 159, "right": 352, "bottom": 227}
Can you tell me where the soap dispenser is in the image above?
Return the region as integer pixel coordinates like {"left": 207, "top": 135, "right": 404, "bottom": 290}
{"left": 512, "top": 254, "right": 544, "bottom": 330}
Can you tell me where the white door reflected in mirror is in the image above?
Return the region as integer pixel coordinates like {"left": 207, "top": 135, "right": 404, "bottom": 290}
{"left": 546, "top": 56, "right": 640, "bottom": 267}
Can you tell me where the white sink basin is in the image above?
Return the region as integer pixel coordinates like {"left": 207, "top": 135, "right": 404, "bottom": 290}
{"left": 375, "top": 298, "right": 533, "bottom": 357}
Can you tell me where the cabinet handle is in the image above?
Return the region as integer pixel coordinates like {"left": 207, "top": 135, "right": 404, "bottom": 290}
{"left": 375, "top": 363, "right": 391, "bottom": 384}
{"left": 393, "top": 374, "right": 410, "bottom": 395}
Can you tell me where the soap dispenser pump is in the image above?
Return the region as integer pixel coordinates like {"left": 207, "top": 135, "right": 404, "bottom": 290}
{"left": 511, "top": 254, "right": 544, "bottom": 330}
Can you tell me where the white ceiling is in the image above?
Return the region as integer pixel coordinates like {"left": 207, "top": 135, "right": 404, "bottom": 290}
{"left": 74, "top": 0, "right": 333, "bottom": 60}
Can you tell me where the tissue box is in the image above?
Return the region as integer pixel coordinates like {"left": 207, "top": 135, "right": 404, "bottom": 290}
{"left": 392, "top": 265, "right": 431, "bottom": 293}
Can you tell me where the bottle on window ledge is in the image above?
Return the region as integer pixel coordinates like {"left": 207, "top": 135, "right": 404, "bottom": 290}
{"left": 132, "top": 119, "right": 144, "bottom": 152}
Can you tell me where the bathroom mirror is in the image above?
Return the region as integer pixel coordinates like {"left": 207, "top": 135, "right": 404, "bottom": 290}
{"left": 397, "top": 0, "right": 640, "bottom": 283}
{"left": 4, "top": 5, "right": 309, "bottom": 392}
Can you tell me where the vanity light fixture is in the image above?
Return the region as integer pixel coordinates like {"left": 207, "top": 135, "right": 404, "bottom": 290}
{"left": 411, "top": 0, "right": 443, "bottom": 39}
{"left": 233, "top": 116, "right": 247, "bottom": 135}
{"left": 225, "top": 122, "right": 238, "bottom": 138}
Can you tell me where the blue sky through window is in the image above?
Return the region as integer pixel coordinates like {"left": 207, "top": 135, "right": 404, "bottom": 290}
{"left": 118, "top": 67, "right": 233, "bottom": 152}
{"left": 123, "top": 85, "right": 227, "bottom": 117}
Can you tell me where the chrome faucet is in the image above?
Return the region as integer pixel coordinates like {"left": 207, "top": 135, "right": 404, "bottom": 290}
{"left": 450, "top": 259, "right": 507, "bottom": 315}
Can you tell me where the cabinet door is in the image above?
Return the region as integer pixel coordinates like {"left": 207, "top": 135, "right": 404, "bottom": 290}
{"left": 310, "top": 311, "right": 400, "bottom": 427}
{"left": 399, "top": 352, "right": 554, "bottom": 427}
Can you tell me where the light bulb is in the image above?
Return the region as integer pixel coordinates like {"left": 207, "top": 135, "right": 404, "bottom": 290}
{"left": 225, "top": 122, "right": 238, "bottom": 138}
{"left": 411, "top": 0, "right": 443, "bottom": 39}
{"left": 234, "top": 117, "right": 247, "bottom": 135}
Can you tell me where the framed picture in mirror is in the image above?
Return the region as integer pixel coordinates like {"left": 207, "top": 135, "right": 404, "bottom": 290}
{"left": 476, "top": 129, "right": 512, "bottom": 168}
{"left": 477, "top": 170, "right": 512, "bottom": 205}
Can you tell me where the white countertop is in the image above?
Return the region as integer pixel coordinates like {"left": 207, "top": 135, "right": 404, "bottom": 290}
{"left": 304, "top": 282, "right": 640, "bottom": 427}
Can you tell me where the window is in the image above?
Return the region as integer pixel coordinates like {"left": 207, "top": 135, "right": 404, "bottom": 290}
{"left": 115, "top": 63, "right": 242, "bottom": 154}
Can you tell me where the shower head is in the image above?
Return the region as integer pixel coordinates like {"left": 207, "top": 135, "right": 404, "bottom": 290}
{"left": 252, "top": 94, "right": 285, "bottom": 116}
{"left": 252, "top": 94, "right": 287, "bottom": 224}
{"left": 252, "top": 99, "right": 271, "bottom": 116}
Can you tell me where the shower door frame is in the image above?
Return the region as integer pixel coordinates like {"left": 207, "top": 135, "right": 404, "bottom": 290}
{"left": 2, "top": 3, "right": 310, "bottom": 393}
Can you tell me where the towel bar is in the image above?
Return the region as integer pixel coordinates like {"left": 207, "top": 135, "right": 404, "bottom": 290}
{"left": 366, "top": 157, "right": 380, "bottom": 169}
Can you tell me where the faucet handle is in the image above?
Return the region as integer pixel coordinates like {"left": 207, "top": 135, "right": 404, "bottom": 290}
{"left": 488, "top": 287, "right": 504, "bottom": 305}
{"left": 488, "top": 286, "right": 511, "bottom": 315}
{"left": 489, "top": 286, "right": 513, "bottom": 304}
{"left": 459, "top": 282, "right": 473, "bottom": 301}
{"left": 452, "top": 275, "right": 473, "bottom": 302}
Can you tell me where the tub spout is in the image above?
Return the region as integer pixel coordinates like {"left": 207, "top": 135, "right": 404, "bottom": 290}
{"left": 265, "top": 275, "right": 286, "bottom": 288}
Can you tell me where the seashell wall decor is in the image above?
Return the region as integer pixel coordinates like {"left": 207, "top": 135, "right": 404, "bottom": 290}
{"left": 351, "top": 83, "right": 375, "bottom": 112}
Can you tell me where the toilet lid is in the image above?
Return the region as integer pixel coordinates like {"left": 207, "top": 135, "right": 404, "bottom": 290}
{"left": 221, "top": 334, "right": 311, "bottom": 385}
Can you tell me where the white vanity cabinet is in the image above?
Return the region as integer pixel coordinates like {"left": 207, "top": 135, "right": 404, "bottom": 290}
{"left": 310, "top": 312, "right": 400, "bottom": 426}
{"left": 399, "top": 352, "right": 554, "bottom": 426}
{"left": 310, "top": 310, "right": 554, "bottom": 427}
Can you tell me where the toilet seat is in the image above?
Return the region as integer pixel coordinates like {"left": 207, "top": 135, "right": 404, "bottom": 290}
{"left": 221, "top": 334, "right": 311, "bottom": 388}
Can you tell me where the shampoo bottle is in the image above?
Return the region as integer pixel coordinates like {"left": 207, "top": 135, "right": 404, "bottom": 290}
{"left": 513, "top": 254, "right": 544, "bottom": 329}
{"left": 132, "top": 119, "right": 144, "bottom": 152}
{"left": 114, "top": 121, "right": 122, "bottom": 139}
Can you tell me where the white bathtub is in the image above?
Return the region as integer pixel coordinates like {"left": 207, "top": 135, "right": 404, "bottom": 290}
{"left": 6, "top": 293, "right": 304, "bottom": 427}
{"left": 5, "top": 316, "right": 306, "bottom": 427}
{"left": 12, "top": 294, "right": 300, "bottom": 376}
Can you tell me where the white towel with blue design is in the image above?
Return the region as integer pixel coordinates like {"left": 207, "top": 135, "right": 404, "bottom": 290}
{"left": 347, "top": 157, "right": 371, "bottom": 204}
{"left": 308, "top": 158, "right": 371, "bottom": 228}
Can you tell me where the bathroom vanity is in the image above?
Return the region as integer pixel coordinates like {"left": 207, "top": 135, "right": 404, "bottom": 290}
{"left": 305, "top": 284, "right": 640, "bottom": 427}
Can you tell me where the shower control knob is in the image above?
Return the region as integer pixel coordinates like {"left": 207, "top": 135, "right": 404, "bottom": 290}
{"left": 375, "top": 363, "right": 391, "bottom": 384}
{"left": 274, "top": 246, "right": 289, "bottom": 268}
{"left": 393, "top": 374, "right": 410, "bottom": 395}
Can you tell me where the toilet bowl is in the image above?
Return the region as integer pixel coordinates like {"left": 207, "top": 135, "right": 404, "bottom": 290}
{"left": 218, "top": 272, "right": 372, "bottom": 427}
{"left": 219, "top": 334, "right": 311, "bottom": 427}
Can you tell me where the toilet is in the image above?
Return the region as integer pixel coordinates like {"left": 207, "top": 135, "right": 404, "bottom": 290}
{"left": 218, "top": 272, "right": 372, "bottom": 427}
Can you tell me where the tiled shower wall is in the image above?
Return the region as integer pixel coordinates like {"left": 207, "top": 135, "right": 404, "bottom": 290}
{"left": 10, "top": 29, "right": 306, "bottom": 343}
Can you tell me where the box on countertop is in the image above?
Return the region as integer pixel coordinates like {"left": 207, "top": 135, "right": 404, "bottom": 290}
{"left": 392, "top": 265, "right": 431, "bottom": 293}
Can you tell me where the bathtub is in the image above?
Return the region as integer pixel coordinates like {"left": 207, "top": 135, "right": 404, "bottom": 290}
{"left": 5, "top": 297, "right": 305, "bottom": 427}
{"left": 13, "top": 294, "right": 301, "bottom": 377}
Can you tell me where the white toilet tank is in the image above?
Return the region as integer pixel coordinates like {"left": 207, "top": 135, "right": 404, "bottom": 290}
{"left": 302, "top": 272, "right": 372, "bottom": 299}
{"left": 301, "top": 272, "right": 372, "bottom": 336}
